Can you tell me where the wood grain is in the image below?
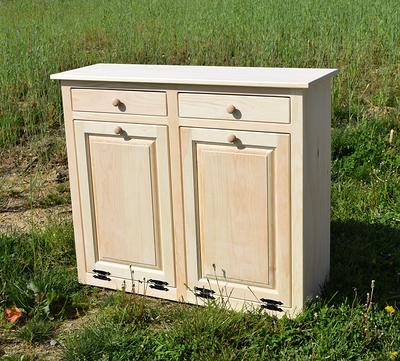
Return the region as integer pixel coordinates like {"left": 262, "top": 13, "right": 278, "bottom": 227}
{"left": 165, "top": 90, "right": 187, "bottom": 300}
{"left": 51, "top": 64, "right": 338, "bottom": 89}
{"left": 71, "top": 88, "right": 167, "bottom": 116}
{"left": 179, "top": 93, "right": 290, "bottom": 123}
{"left": 74, "top": 121, "right": 175, "bottom": 285}
{"left": 61, "top": 83, "right": 87, "bottom": 283}
{"left": 302, "top": 78, "right": 331, "bottom": 301}
{"left": 181, "top": 127, "right": 291, "bottom": 306}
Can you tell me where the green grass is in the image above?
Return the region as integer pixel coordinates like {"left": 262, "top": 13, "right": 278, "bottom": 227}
{"left": 62, "top": 291, "right": 400, "bottom": 360}
{"left": 17, "top": 318, "right": 56, "bottom": 343}
{"left": 0, "top": 355, "right": 39, "bottom": 361}
{"left": 1, "top": 220, "right": 399, "bottom": 359}
{"left": 0, "top": 222, "right": 87, "bottom": 318}
{"left": 38, "top": 183, "right": 70, "bottom": 208}
{"left": 1, "top": 0, "right": 400, "bottom": 359}
{"left": 0, "top": 0, "right": 399, "bottom": 147}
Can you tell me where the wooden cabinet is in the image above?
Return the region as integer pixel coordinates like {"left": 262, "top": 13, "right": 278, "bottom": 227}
{"left": 51, "top": 64, "right": 337, "bottom": 316}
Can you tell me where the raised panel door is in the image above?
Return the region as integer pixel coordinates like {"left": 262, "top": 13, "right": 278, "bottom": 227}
{"left": 181, "top": 127, "right": 291, "bottom": 307}
{"left": 74, "top": 120, "right": 175, "bottom": 289}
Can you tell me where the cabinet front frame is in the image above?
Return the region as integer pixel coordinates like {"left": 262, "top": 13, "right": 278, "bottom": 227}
{"left": 61, "top": 81, "right": 306, "bottom": 313}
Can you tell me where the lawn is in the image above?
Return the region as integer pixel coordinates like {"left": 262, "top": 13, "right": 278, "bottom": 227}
{"left": 0, "top": 0, "right": 400, "bottom": 360}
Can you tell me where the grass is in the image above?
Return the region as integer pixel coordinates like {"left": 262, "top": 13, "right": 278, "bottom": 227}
{"left": 17, "top": 318, "right": 56, "bottom": 344}
{"left": 0, "top": 0, "right": 400, "bottom": 359}
{"left": 62, "top": 291, "right": 400, "bottom": 360}
{"left": 0, "top": 0, "right": 399, "bottom": 147}
{"left": 0, "top": 355, "right": 38, "bottom": 361}
{"left": 0, "top": 222, "right": 87, "bottom": 318}
{"left": 1, "top": 220, "right": 399, "bottom": 359}
{"left": 38, "top": 183, "right": 70, "bottom": 208}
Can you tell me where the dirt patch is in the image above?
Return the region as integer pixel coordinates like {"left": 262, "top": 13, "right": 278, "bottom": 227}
{"left": 0, "top": 311, "right": 95, "bottom": 360}
{"left": 0, "top": 133, "right": 72, "bottom": 233}
{"left": 0, "top": 135, "right": 99, "bottom": 359}
{"left": 0, "top": 204, "right": 72, "bottom": 233}
{"left": 0, "top": 330, "right": 63, "bottom": 360}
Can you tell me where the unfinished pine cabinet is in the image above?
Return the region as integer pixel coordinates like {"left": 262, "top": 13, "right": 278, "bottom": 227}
{"left": 51, "top": 64, "right": 337, "bottom": 316}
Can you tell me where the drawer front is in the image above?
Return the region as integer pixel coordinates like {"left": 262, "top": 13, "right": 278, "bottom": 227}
{"left": 71, "top": 89, "right": 167, "bottom": 116}
{"left": 178, "top": 93, "right": 290, "bottom": 123}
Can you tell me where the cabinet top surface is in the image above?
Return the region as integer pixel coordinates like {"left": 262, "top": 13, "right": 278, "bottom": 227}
{"left": 50, "top": 64, "right": 338, "bottom": 89}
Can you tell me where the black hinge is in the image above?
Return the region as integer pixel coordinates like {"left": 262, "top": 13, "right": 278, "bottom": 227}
{"left": 93, "top": 269, "right": 111, "bottom": 281}
{"left": 194, "top": 286, "right": 215, "bottom": 299}
{"left": 148, "top": 279, "right": 169, "bottom": 291}
{"left": 260, "top": 298, "right": 283, "bottom": 312}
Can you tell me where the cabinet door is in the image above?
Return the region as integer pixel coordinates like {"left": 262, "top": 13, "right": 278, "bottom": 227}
{"left": 181, "top": 127, "right": 291, "bottom": 307}
{"left": 74, "top": 120, "right": 174, "bottom": 287}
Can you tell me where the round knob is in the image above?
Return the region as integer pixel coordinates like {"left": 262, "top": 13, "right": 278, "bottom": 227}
{"left": 226, "top": 104, "right": 236, "bottom": 114}
{"left": 114, "top": 126, "right": 123, "bottom": 135}
{"left": 112, "top": 98, "right": 121, "bottom": 107}
{"left": 227, "top": 134, "right": 237, "bottom": 143}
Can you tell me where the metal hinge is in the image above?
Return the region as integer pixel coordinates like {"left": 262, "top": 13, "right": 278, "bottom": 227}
{"left": 194, "top": 286, "right": 215, "bottom": 299}
{"left": 92, "top": 269, "right": 111, "bottom": 281}
{"left": 260, "top": 298, "right": 283, "bottom": 312}
{"left": 148, "top": 279, "right": 169, "bottom": 291}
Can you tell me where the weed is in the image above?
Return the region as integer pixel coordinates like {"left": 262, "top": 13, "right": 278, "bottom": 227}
{"left": 0, "top": 223, "right": 86, "bottom": 318}
{"left": 61, "top": 290, "right": 400, "bottom": 360}
{"left": 38, "top": 189, "right": 69, "bottom": 208}
{"left": 17, "top": 318, "right": 55, "bottom": 343}
{"left": 0, "top": 354, "right": 39, "bottom": 361}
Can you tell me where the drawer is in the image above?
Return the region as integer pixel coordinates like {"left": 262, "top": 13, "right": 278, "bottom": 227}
{"left": 178, "top": 93, "right": 290, "bottom": 123}
{"left": 71, "top": 89, "right": 167, "bottom": 116}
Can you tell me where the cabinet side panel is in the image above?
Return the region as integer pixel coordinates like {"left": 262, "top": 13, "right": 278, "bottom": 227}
{"left": 61, "top": 83, "right": 87, "bottom": 282}
{"left": 303, "top": 79, "right": 332, "bottom": 300}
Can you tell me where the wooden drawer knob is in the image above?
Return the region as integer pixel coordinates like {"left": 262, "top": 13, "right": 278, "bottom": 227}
{"left": 226, "top": 104, "right": 236, "bottom": 114}
{"left": 114, "top": 126, "right": 123, "bottom": 135}
{"left": 227, "top": 134, "right": 237, "bottom": 143}
{"left": 112, "top": 98, "right": 121, "bottom": 107}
